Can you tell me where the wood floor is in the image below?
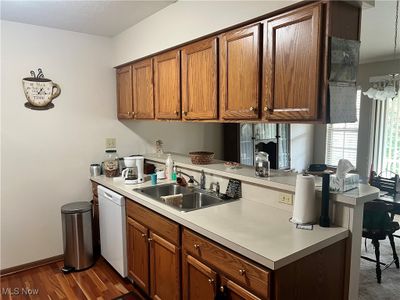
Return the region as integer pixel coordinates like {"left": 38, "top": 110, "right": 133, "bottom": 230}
{"left": 0, "top": 258, "right": 137, "bottom": 299}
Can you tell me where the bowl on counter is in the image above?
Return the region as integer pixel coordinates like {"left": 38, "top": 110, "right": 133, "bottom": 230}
{"left": 189, "top": 151, "right": 214, "bottom": 165}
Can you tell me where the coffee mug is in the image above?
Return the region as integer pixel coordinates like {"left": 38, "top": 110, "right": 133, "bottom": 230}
{"left": 22, "top": 77, "right": 61, "bottom": 107}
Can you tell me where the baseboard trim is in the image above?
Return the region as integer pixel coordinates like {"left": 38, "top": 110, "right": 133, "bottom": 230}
{"left": 0, "top": 254, "right": 64, "bottom": 277}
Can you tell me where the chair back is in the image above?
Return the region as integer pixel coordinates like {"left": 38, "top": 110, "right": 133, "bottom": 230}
{"left": 363, "top": 201, "right": 393, "bottom": 232}
{"left": 371, "top": 172, "right": 399, "bottom": 196}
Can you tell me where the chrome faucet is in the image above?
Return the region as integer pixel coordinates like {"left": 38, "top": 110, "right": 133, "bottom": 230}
{"left": 175, "top": 167, "right": 200, "bottom": 186}
{"left": 209, "top": 182, "right": 220, "bottom": 196}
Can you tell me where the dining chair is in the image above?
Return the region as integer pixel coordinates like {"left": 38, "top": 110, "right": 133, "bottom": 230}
{"left": 361, "top": 200, "right": 399, "bottom": 283}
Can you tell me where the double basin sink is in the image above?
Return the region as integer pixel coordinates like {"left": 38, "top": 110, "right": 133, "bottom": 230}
{"left": 134, "top": 183, "right": 236, "bottom": 212}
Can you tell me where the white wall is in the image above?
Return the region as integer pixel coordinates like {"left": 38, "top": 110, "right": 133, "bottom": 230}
{"left": 0, "top": 21, "right": 222, "bottom": 269}
{"left": 112, "top": 0, "right": 298, "bottom": 66}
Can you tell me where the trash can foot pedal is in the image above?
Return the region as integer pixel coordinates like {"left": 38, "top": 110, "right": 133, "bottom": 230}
{"left": 61, "top": 266, "right": 75, "bottom": 274}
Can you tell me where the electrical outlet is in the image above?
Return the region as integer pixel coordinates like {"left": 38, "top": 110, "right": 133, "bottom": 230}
{"left": 279, "top": 193, "right": 293, "bottom": 205}
{"left": 105, "top": 138, "right": 116, "bottom": 149}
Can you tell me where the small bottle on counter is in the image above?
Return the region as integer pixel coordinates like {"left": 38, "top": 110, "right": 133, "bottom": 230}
{"left": 171, "top": 165, "right": 177, "bottom": 181}
{"left": 165, "top": 154, "right": 174, "bottom": 180}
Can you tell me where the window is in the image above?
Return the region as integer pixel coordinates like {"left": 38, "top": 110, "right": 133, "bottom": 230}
{"left": 325, "top": 89, "right": 361, "bottom": 167}
{"left": 373, "top": 89, "right": 400, "bottom": 175}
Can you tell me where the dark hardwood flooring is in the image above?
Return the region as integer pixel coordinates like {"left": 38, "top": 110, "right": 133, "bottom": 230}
{"left": 0, "top": 258, "right": 138, "bottom": 299}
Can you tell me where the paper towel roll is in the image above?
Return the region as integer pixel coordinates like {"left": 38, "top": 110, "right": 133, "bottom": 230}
{"left": 292, "top": 174, "right": 317, "bottom": 224}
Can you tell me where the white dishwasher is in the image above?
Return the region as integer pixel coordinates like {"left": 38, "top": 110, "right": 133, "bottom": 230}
{"left": 98, "top": 186, "right": 127, "bottom": 277}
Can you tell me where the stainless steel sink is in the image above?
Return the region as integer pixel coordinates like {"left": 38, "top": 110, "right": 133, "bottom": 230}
{"left": 179, "top": 192, "right": 225, "bottom": 211}
{"left": 136, "top": 183, "right": 192, "bottom": 199}
{"left": 134, "top": 183, "right": 236, "bottom": 212}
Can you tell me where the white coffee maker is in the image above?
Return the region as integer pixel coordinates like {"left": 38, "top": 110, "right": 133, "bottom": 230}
{"left": 122, "top": 156, "right": 144, "bottom": 185}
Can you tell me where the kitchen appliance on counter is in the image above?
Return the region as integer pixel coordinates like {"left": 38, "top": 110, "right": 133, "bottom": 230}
{"left": 122, "top": 156, "right": 144, "bottom": 185}
{"left": 98, "top": 186, "right": 127, "bottom": 277}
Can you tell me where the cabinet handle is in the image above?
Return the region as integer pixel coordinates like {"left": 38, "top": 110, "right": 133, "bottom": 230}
{"left": 182, "top": 111, "right": 188, "bottom": 116}
{"left": 148, "top": 238, "right": 153, "bottom": 243}
{"left": 127, "top": 112, "right": 131, "bottom": 116}
{"left": 208, "top": 278, "right": 214, "bottom": 284}
{"left": 174, "top": 110, "right": 179, "bottom": 115}
{"left": 249, "top": 106, "right": 256, "bottom": 112}
{"left": 264, "top": 106, "right": 273, "bottom": 113}
{"left": 220, "top": 286, "right": 225, "bottom": 293}
{"left": 132, "top": 111, "right": 135, "bottom": 116}
{"left": 194, "top": 244, "right": 200, "bottom": 249}
{"left": 239, "top": 269, "right": 246, "bottom": 276}
{"left": 141, "top": 233, "right": 146, "bottom": 238}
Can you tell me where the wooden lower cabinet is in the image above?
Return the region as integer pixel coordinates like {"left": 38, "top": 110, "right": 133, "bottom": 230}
{"left": 221, "top": 276, "right": 261, "bottom": 300}
{"left": 123, "top": 199, "right": 346, "bottom": 300}
{"left": 150, "top": 232, "right": 180, "bottom": 300}
{"left": 126, "top": 199, "right": 180, "bottom": 300}
{"left": 182, "top": 254, "right": 217, "bottom": 300}
{"left": 127, "top": 217, "right": 150, "bottom": 294}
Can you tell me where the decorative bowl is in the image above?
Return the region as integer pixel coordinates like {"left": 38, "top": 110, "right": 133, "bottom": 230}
{"left": 189, "top": 151, "right": 214, "bottom": 165}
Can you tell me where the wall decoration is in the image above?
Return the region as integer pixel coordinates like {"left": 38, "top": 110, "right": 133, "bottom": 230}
{"left": 22, "top": 68, "right": 61, "bottom": 110}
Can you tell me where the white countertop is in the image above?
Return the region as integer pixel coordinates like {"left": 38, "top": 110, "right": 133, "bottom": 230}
{"left": 91, "top": 175, "right": 349, "bottom": 270}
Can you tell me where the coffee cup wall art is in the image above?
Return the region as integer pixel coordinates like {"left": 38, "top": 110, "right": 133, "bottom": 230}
{"left": 22, "top": 68, "right": 61, "bottom": 110}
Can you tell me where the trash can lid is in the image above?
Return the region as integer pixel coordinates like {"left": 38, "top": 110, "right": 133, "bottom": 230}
{"left": 61, "top": 201, "right": 92, "bottom": 214}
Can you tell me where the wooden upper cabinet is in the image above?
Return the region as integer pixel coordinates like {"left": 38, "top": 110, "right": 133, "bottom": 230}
{"left": 262, "top": 3, "right": 322, "bottom": 121}
{"left": 181, "top": 37, "right": 218, "bottom": 120}
{"left": 154, "top": 50, "right": 181, "bottom": 120}
{"left": 220, "top": 24, "right": 261, "bottom": 120}
{"left": 116, "top": 65, "right": 133, "bottom": 119}
{"left": 150, "top": 232, "right": 180, "bottom": 300}
{"left": 183, "top": 255, "right": 217, "bottom": 300}
{"left": 126, "top": 217, "right": 150, "bottom": 294}
{"left": 132, "top": 59, "right": 154, "bottom": 119}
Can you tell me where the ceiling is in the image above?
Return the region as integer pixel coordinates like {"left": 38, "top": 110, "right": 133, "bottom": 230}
{"left": 0, "top": 0, "right": 175, "bottom": 37}
{"left": 0, "top": 0, "right": 398, "bottom": 63}
{"left": 360, "top": 0, "right": 400, "bottom": 63}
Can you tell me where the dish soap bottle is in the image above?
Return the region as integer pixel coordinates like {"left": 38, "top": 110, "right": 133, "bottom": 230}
{"left": 165, "top": 154, "right": 174, "bottom": 180}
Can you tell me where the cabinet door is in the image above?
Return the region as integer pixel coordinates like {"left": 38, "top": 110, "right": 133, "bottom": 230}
{"left": 154, "top": 50, "right": 181, "bottom": 120}
{"left": 149, "top": 232, "right": 180, "bottom": 300}
{"left": 181, "top": 37, "right": 218, "bottom": 120}
{"left": 220, "top": 24, "right": 261, "bottom": 120}
{"left": 220, "top": 277, "right": 262, "bottom": 300}
{"left": 263, "top": 3, "right": 322, "bottom": 121}
{"left": 116, "top": 65, "right": 133, "bottom": 119}
{"left": 132, "top": 59, "right": 154, "bottom": 119}
{"left": 126, "top": 217, "right": 150, "bottom": 294}
{"left": 182, "top": 254, "right": 217, "bottom": 300}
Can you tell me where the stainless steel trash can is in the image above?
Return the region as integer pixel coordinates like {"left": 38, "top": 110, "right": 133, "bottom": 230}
{"left": 61, "top": 201, "right": 94, "bottom": 272}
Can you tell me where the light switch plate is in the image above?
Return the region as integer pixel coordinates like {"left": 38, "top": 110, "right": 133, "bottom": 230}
{"left": 279, "top": 193, "right": 293, "bottom": 205}
{"left": 105, "top": 138, "right": 116, "bottom": 149}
